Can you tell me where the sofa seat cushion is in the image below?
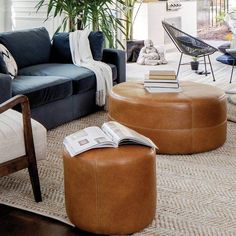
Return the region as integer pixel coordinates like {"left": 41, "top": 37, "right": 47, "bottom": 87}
{"left": 12, "top": 75, "right": 72, "bottom": 108}
{"left": 19, "top": 63, "right": 117, "bottom": 94}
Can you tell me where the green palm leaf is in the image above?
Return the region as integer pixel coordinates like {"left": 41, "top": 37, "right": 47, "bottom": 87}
{"left": 36, "top": 0, "right": 127, "bottom": 48}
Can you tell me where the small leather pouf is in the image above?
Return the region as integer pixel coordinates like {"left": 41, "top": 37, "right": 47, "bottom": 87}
{"left": 63, "top": 146, "right": 156, "bottom": 235}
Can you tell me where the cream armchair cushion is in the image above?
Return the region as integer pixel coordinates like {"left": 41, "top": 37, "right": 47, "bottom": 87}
{"left": 0, "top": 109, "right": 47, "bottom": 164}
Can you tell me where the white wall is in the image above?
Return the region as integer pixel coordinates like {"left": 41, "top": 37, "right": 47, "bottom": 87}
{"left": 3, "top": 0, "right": 62, "bottom": 37}
{"left": 133, "top": 1, "right": 197, "bottom": 46}
{"left": 0, "top": 0, "right": 5, "bottom": 31}
{"left": 132, "top": 3, "right": 148, "bottom": 41}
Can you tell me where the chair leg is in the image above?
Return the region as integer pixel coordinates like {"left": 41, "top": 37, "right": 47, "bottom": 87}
{"left": 28, "top": 156, "right": 42, "bottom": 202}
{"left": 204, "top": 55, "right": 207, "bottom": 76}
{"left": 177, "top": 52, "right": 183, "bottom": 77}
{"left": 230, "top": 62, "right": 235, "bottom": 83}
{"left": 208, "top": 55, "right": 215, "bottom": 82}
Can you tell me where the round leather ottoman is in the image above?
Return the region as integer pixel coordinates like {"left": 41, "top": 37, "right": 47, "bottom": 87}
{"left": 108, "top": 81, "right": 227, "bottom": 154}
{"left": 63, "top": 146, "right": 156, "bottom": 235}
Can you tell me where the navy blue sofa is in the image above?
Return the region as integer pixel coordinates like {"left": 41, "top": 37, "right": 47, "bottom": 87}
{"left": 0, "top": 28, "right": 126, "bottom": 129}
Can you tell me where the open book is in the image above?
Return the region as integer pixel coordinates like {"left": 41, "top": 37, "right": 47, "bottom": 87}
{"left": 63, "top": 121, "right": 157, "bottom": 157}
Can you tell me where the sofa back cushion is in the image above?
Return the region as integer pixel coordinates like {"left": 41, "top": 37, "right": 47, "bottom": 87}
{"left": 51, "top": 31, "right": 104, "bottom": 63}
{"left": 88, "top": 31, "right": 104, "bottom": 61}
{"left": 0, "top": 27, "right": 51, "bottom": 69}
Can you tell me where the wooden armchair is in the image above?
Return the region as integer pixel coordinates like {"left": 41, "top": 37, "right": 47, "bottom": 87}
{"left": 0, "top": 95, "right": 46, "bottom": 202}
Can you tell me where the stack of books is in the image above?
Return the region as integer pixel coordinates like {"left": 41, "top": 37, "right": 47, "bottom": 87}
{"left": 144, "top": 70, "right": 182, "bottom": 93}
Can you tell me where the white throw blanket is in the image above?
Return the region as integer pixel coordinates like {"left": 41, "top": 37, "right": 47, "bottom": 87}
{"left": 69, "top": 29, "right": 112, "bottom": 107}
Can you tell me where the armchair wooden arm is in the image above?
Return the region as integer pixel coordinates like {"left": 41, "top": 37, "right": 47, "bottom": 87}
{"left": 0, "top": 95, "right": 42, "bottom": 202}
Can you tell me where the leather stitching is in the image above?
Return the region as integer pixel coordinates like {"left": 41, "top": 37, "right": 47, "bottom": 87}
{"left": 94, "top": 157, "right": 99, "bottom": 230}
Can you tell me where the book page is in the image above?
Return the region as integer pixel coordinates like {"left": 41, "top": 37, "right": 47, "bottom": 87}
{"left": 102, "top": 122, "right": 126, "bottom": 144}
{"left": 63, "top": 126, "right": 115, "bottom": 157}
{"left": 149, "top": 70, "right": 176, "bottom": 76}
{"left": 102, "top": 121, "right": 157, "bottom": 149}
{"left": 145, "top": 87, "right": 183, "bottom": 93}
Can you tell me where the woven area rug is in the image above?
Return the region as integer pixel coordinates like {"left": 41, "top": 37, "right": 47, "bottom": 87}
{"left": 1, "top": 111, "right": 236, "bottom": 235}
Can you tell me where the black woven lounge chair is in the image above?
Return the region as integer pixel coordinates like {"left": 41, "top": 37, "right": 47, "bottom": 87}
{"left": 162, "top": 21, "right": 218, "bottom": 81}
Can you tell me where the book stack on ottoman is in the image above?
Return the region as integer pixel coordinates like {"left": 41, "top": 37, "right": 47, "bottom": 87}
{"left": 63, "top": 122, "right": 157, "bottom": 235}
{"left": 144, "top": 70, "right": 181, "bottom": 93}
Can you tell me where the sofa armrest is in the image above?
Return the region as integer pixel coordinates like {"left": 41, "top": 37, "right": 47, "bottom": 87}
{"left": 0, "top": 73, "right": 12, "bottom": 103}
{"left": 102, "top": 49, "right": 126, "bottom": 84}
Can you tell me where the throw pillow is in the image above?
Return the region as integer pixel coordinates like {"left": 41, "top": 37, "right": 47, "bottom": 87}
{"left": 176, "top": 36, "right": 193, "bottom": 47}
{"left": 51, "top": 32, "right": 72, "bottom": 63}
{"left": 51, "top": 31, "right": 104, "bottom": 63}
{"left": 88, "top": 31, "right": 104, "bottom": 61}
{"left": 0, "top": 44, "right": 18, "bottom": 78}
{"left": 216, "top": 54, "right": 236, "bottom": 66}
{"left": 176, "top": 36, "right": 204, "bottom": 49}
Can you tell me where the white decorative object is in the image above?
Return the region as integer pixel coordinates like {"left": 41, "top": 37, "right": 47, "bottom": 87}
{"left": 137, "top": 39, "right": 167, "bottom": 66}
{"left": 167, "top": 0, "right": 182, "bottom": 11}
{"left": 225, "top": 12, "right": 236, "bottom": 34}
{"left": 231, "top": 35, "right": 236, "bottom": 49}
{"left": 69, "top": 29, "right": 112, "bottom": 107}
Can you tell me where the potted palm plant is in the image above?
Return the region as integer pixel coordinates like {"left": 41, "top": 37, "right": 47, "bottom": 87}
{"left": 190, "top": 57, "right": 199, "bottom": 71}
{"left": 124, "top": 0, "right": 137, "bottom": 41}
{"left": 124, "top": 0, "right": 144, "bottom": 62}
{"left": 124, "top": 0, "right": 145, "bottom": 40}
{"left": 36, "top": 0, "right": 126, "bottom": 48}
{"left": 36, "top": 0, "right": 83, "bottom": 32}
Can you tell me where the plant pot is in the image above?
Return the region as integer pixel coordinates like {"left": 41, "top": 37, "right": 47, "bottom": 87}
{"left": 126, "top": 40, "right": 144, "bottom": 62}
{"left": 191, "top": 61, "right": 199, "bottom": 71}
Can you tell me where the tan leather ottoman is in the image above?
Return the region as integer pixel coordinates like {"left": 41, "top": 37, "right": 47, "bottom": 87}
{"left": 108, "top": 81, "right": 227, "bottom": 154}
{"left": 63, "top": 146, "right": 156, "bottom": 235}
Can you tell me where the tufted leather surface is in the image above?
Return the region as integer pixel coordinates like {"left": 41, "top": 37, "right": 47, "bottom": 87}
{"left": 108, "top": 81, "right": 227, "bottom": 154}
{"left": 63, "top": 146, "right": 156, "bottom": 235}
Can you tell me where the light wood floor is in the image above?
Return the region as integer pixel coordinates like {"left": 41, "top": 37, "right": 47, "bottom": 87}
{"left": 126, "top": 43, "right": 236, "bottom": 93}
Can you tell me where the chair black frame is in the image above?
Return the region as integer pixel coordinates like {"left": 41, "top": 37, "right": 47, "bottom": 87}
{"left": 162, "top": 21, "right": 218, "bottom": 81}
{"left": 225, "top": 50, "right": 236, "bottom": 83}
{"left": 230, "top": 61, "right": 235, "bottom": 83}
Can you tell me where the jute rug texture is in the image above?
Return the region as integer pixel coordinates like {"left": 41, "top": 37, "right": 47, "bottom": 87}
{"left": 1, "top": 111, "right": 236, "bottom": 235}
